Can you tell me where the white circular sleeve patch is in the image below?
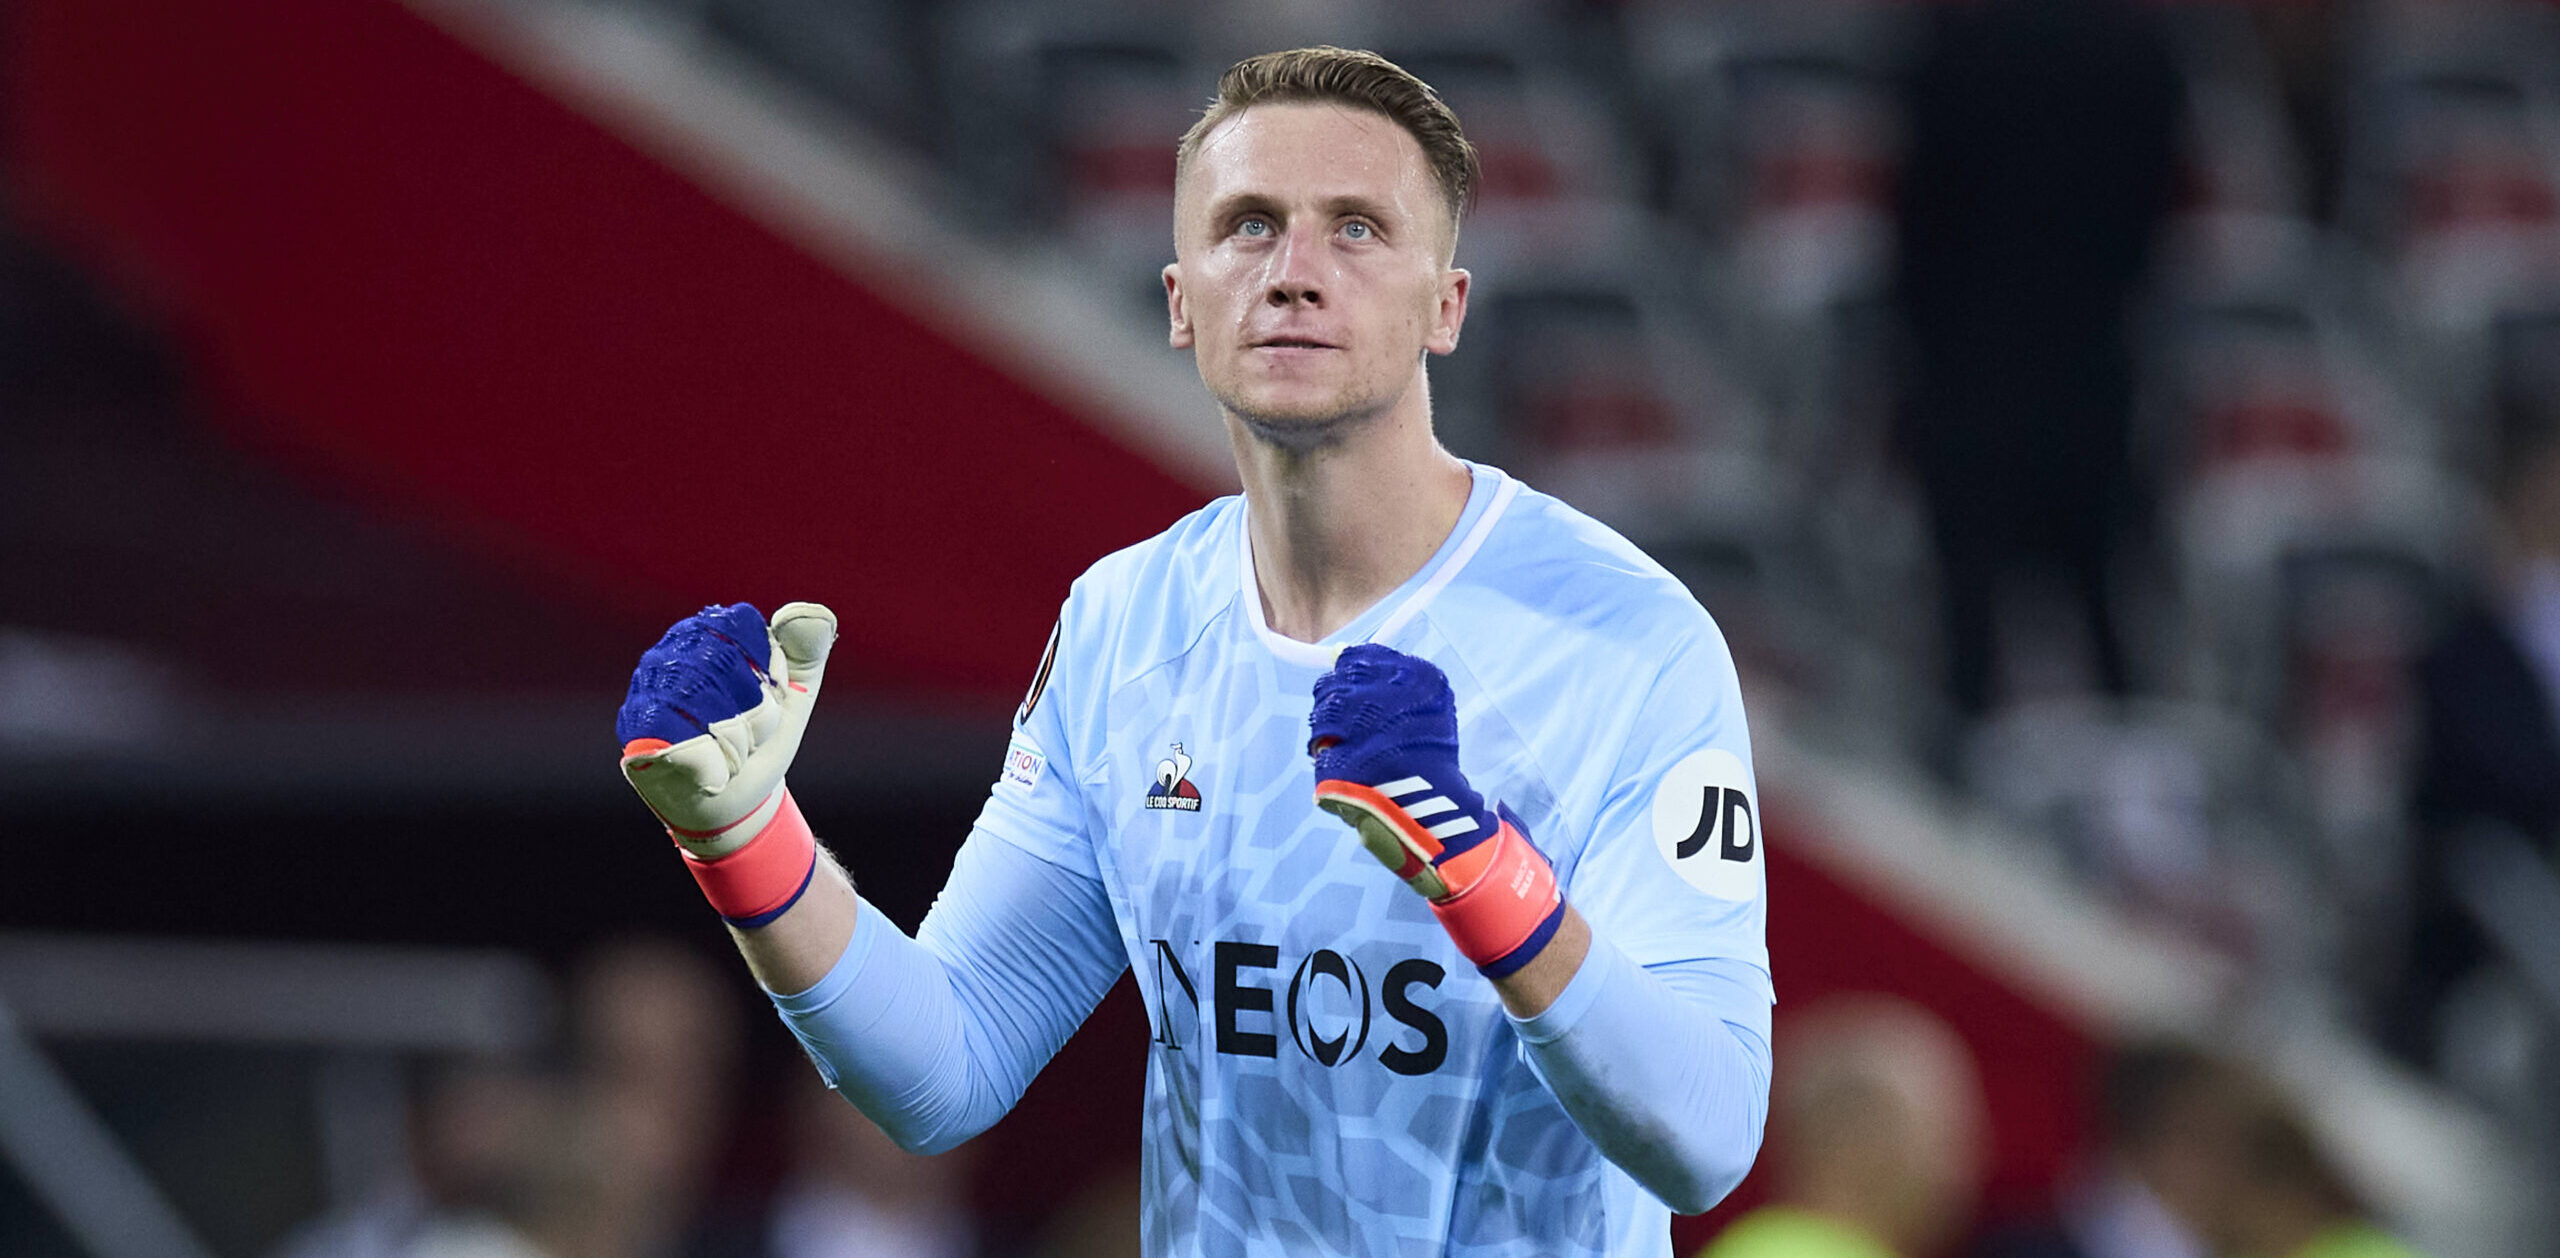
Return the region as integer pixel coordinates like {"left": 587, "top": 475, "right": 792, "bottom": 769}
{"left": 1650, "top": 748, "right": 1763, "bottom": 901}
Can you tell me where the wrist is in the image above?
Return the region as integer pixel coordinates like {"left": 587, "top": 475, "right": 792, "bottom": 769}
{"left": 671, "top": 787, "right": 820, "bottom": 927}
{"left": 1427, "top": 807, "right": 1566, "bottom": 976}
{"left": 1489, "top": 903, "right": 1592, "bottom": 1021}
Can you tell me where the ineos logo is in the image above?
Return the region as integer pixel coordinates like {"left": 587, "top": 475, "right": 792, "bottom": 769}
{"left": 1148, "top": 939, "right": 1448, "bottom": 1076}
{"left": 1287, "top": 949, "right": 1370, "bottom": 1066}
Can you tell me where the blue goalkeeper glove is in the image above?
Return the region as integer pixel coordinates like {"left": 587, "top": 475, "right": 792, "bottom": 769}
{"left": 1309, "top": 644, "right": 1567, "bottom": 977}
{"left": 617, "top": 600, "right": 836, "bottom": 926}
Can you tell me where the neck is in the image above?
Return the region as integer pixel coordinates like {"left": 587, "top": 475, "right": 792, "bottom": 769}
{"left": 1229, "top": 374, "right": 1471, "bottom": 643}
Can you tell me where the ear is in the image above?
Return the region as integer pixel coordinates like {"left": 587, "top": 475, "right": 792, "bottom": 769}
{"left": 1164, "top": 263, "right": 1194, "bottom": 350}
{"left": 1424, "top": 266, "right": 1470, "bottom": 356}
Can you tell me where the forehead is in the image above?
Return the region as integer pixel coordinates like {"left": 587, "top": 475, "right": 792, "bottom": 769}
{"left": 1181, "top": 101, "right": 1439, "bottom": 215}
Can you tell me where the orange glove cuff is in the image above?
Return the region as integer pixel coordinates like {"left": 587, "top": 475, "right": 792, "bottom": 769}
{"left": 1426, "top": 816, "right": 1566, "bottom": 977}
{"left": 675, "top": 790, "right": 818, "bottom": 926}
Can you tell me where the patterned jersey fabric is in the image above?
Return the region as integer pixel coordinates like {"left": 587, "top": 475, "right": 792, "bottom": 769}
{"left": 973, "top": 462, "right": 1770, "bottom": 1257}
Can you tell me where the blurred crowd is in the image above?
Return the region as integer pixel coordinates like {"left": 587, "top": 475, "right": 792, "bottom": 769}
{"left": 598, "top": 0, "right": 2560, "bottom": 1170}
{"left": 264, "top": 938, "right": 1139, "bottom": 1258}
{"left": 269, "top": 938, "right": 767, "bottom": 1258}
{"left": 1706, "top": 996, "right": 2418, "bottom": 1258}
{"left": 266, "top": 968, "right": 2415, "bottom": 1258}
{"left": 7, "top": 0, "right": 2558, "bottom": 1253}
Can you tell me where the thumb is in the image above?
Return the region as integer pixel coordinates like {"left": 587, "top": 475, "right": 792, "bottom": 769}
{"left": 769, "top": 602, "right": 838, "bottom": 699}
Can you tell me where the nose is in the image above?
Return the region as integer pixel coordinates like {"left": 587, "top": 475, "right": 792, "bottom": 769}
{"left": 1263, "top": 223, "right": 1324, "bottom": 308}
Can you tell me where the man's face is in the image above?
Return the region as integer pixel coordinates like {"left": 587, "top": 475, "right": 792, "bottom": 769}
{"left": 1164, "top": 102, "right": 1468, "bottom": 445}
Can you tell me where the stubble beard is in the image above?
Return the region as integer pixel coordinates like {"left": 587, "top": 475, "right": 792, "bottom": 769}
{"left": 1212, "top": 367, "right": 1412, "bottom": 456}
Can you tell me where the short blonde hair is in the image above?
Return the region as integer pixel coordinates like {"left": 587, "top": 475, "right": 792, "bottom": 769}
{"left": 1177, "top": 46, "right": 1480, "bottom": 230}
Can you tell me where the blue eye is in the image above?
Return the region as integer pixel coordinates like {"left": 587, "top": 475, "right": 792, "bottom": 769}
{"left": 1238, "top": 218, "right": 1272, "bottom": 237}
{"left": 1343, "top": 221, "right": 1372, "bottom": 240}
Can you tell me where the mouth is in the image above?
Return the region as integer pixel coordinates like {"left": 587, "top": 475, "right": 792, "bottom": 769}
{"left": 1252, "top": 336, "right": 1340, "bottom": 351}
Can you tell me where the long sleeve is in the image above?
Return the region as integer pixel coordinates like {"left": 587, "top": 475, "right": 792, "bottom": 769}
{"left": 767, "top": 830, "right": 1126, "bottom": 1154}
{"left": 1447, "top": 587, "right": 1771, "bottom": 1214}
{"left": 1510, "top": 937, "right": 1773, "bottom": 1214}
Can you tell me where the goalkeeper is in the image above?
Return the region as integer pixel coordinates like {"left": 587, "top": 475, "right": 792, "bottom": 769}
{"left": 616, "top": 47, "right": 1772, "bottom": 1257}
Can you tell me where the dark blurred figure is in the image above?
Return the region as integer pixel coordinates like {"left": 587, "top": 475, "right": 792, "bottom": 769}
{"left": 1977, "top": 1042, "right": 2214, "bottom": 1258}
{"left": 2388, "top": 320, "right": 2560, "bottom": 1071}
{"left": 2251, "top": 2, "right": 2346, "bottom": 225}
{"left": 1698, "top": 996, "right": 1986, "bottom": 1258}
{"left": 273, "top": 939, "right": 753, "bottom": 1258}
{"left": 1989, "top": 1042, "right": 2422, "bottom": 1258}
{"left": 2132, "top": 1050, "right": 2418, "bottom": 1258}
{"left": 758, "top": 1073, "right": 981, "bottom": 1258}
{"left": 541, "top": 936, "right": 750, "bottom": 1258}
{"left": 1893, "top": 0, "right": 2184, "bottom": 730}
{"left": 272, "top": 1059, "right": 564, "bottom": 1258}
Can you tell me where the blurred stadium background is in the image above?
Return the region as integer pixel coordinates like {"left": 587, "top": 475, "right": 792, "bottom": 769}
{"left": 3, "top": 0, "right": 2558, "bottom": 1255}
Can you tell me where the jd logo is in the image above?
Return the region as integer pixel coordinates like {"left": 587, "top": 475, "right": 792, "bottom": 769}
{"left": 1652, "top": 748, "right": 1762, "bottom": 901}
{"left": 1676, "top": 788, "right": 1754, "bottom": 862}
{"left": 1147, "top": 939, "right": 1448, "bottom": 1076}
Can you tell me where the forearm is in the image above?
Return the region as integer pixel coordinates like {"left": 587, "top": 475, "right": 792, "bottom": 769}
{"left": 759, "top": 832, "right": 1124, "bottom": 1155}
{"left": 1488, "top": 902, "right": 1590, "bottom": 1018}
{"left": 1510, "top": 935, "right": 1772, "bottom": 1215}
{"left": 768, "top": 886, "right": 989, "bottom": 1153}
{"left": 729, "top": 844, "right": 858, "bottom": 996}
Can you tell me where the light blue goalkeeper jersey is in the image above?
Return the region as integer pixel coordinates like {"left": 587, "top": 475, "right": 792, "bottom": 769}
{"left": 971, "top": 462, "right": 1772, "bottom": 1258}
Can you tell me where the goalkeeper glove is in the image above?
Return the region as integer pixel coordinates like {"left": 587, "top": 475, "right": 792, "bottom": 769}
{"left": 1309, "top": 644, "right": 1566, "bottom": 977}
{"left": 616, "top": 601, "right": 837, "bottom": 926}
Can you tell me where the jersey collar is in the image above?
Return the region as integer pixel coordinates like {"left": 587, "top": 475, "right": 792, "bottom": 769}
{"left": 1239, "top": 460, "right": 1522, "bottom": 668}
